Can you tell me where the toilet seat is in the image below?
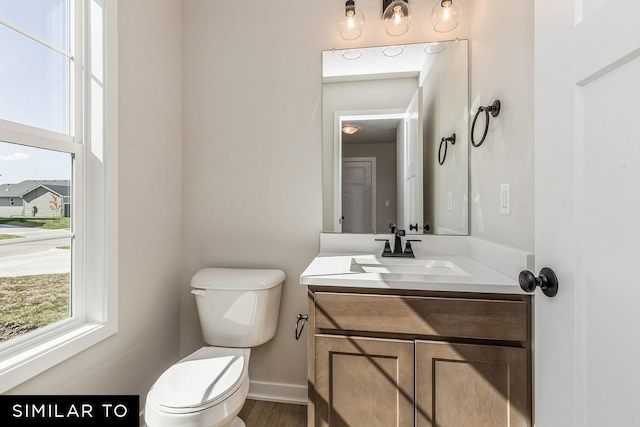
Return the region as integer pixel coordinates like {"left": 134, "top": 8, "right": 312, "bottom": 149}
{"left": 147, "top": 346, "right": 249, "bottom": 415}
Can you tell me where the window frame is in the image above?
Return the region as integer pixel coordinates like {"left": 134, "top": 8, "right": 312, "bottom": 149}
{"left": 0, "top": 0, "right": 118, "bottom": 392}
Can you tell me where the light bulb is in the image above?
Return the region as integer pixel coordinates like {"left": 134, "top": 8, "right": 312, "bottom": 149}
{"left": 383, "top": 0, "right": 410, "bottom": 37}
{"left": 393, "top": 6, "right": 403, "bottom": 25}
{"left": 431, "top": 0, "right": 459, "bottom": 33}
{"left": 338, "top": 0, "right": 364, "bottom": 40}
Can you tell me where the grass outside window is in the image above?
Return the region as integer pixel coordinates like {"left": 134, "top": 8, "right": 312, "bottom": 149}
{"left": 0, "top": 217, "right": 72, "bottom": 343}
{"left": 0, "top": 274, "right": 70, "bottom": 342}
{"left": 0, "top": 217, "right": 70, "bottom": 230}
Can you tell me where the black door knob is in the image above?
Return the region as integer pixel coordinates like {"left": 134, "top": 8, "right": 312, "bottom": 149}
{"left": 519, "top": 267, "right": 559, "bottom": 297}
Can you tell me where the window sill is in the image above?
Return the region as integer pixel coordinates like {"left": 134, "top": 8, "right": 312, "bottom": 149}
{"left": 0, "top": 321, "right": 117, "bottom": 393}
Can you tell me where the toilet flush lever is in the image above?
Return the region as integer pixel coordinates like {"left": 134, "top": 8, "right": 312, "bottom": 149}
{"left": 191, "top": 288, "right": 207, "bottom": 297}
{"left": 295, "top": 314, "right": 308, "bottom": 340}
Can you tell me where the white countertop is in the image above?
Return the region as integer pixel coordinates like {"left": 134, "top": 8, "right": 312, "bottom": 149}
{"left": 300, "top": 252, "right": 527, "bottom": 295}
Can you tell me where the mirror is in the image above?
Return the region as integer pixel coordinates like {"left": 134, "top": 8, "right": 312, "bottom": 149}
{"left": 322, "top": 40, "right": 469, "bottom": 235}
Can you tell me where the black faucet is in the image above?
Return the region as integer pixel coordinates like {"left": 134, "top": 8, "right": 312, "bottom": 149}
{"left": 390, "top": 223, "right": 404, "bottom": 254}
{"left": 374, "top": 223, "right": 421, "bottom": 258}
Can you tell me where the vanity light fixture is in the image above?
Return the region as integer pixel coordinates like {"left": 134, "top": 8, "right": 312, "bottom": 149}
{"left": 342, "top": 124, "right": 360, "bottom": 135}
{"left": 338, "top": 0, "right": 365, "bottom": 41}
{"left": 431, "top": 0, "right": 459, "bottom": 33}
{"left": 382, "top": 0, "right": 410, "bottom": 37}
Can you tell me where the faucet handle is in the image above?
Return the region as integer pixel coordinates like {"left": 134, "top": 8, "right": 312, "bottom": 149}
{"left": 403, "top": 239, "right": 421, "bottom": 257}
{"left": 375, "top": 238, "right": 393, "bottom": 255}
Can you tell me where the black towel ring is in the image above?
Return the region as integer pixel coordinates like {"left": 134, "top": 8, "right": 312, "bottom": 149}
{"left": 438, "top": 133, "right": 456, "bottom": 165}
{"left": 471, "top": 100, "right": 501, "bottom": 147}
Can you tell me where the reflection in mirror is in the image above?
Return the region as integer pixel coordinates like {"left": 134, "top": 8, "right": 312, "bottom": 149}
{"left": 322, "top": 40, "right": 469, "bottom": 235}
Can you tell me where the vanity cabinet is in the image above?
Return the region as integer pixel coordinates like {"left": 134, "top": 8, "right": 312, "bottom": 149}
{"left": 307, "top": 288, "right": 532, "bottom": 427}
{"left": 315, "top": 335, "right": 414, "bottom": 427}
{"left": 415, "top": 340, "right": 528, "bottom": 426}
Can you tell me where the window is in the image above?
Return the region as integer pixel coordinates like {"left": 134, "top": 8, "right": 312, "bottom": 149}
{"left": 0, "top": 0, "right": 117, "bottom": 392}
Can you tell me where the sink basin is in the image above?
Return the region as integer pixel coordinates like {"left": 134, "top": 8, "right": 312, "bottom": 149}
{"left": 350, "top": 257, "right": 470, "bottom": 276}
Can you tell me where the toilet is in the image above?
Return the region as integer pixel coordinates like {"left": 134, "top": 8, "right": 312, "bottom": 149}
{"left": 144, "top": 268, "right": 285, "bottom": 427}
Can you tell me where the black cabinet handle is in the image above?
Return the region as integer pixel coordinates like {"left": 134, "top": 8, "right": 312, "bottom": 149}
{"left": 519, "top": 267, "right": 558, "bottom": 297}
{"left": 409, "top": 223, "right": 419, "bottom": 231}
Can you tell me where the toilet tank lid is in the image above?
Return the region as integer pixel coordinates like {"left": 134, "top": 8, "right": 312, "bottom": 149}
{"left": 190, "top": 268, "right": 285, "bottom": 290}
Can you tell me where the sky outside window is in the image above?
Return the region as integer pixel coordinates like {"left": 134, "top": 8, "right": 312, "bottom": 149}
{"left": 0, "top": 141, "right": 71, "bottom": 185}
{"left": 0, "top": 0, "right": 70, "bottom": 134}
{"left": 0, "top": 1, "right": 71, "bottom": 184}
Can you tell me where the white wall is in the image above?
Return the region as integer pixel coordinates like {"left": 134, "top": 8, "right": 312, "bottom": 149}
{"left": 181, "top": 0, "right": 473, "bottom": 401}
{"left": 8, "top": 0, "right": 183, "bottom": 401}
{"left": 469, "top": 0, "right": 534, "bottom": 252}
{"left": 421, "top": 41, "right": 469, "bottom": 235}
{"left": 180, "top": 0, "right": 325, "bottom": 400}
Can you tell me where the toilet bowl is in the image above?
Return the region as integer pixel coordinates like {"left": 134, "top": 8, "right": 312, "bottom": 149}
{"left": 144, "top": 268, "right": 284, "bottom": 427}
{"left": 145, "top": 347, "right": 250, "bottom": 427}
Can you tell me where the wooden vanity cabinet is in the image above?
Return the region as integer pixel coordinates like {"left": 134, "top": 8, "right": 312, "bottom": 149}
{"left": 307, "top": 287, "right": 532, "bottom": 427}
{"left": 315, "top": 335, "right": 414, "bottom": 427}
{"left": 415, "top": 340, "right": 529, "bottom": 426}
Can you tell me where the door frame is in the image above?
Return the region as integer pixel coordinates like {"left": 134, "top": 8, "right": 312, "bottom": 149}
{"left": 333, "top": 109, "right": 405, "bottom": 232}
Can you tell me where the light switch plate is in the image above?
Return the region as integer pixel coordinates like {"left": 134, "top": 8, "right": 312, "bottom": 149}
{"left": 500, "top": 183, "right": 511, "bottom": 215}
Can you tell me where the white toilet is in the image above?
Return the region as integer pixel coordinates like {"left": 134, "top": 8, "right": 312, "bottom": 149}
{"left": 144, "top": 268, "right": 285, "bottom": 427}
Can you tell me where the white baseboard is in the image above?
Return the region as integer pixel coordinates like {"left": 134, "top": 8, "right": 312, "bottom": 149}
{"left": 248, "top": 380, "right": 307, "bottom": 405}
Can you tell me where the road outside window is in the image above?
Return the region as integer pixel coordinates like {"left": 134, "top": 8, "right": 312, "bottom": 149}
{"left": 0, "top": 141, "right": 72, "bottom": 343}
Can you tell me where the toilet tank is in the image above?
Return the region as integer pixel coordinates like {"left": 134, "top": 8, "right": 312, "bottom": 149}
{"left": 190, "top": 268, "right": 285, "bottom": 348}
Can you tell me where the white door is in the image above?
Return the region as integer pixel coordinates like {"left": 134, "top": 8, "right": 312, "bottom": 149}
{"left": 535, "top": 1, "right": 640, "bottom": 425}
{"left": 404, "top": 88, "right": 422, "bottom": 231}
{"left": 342, "top": 157, "right": 375, "bottom": 233}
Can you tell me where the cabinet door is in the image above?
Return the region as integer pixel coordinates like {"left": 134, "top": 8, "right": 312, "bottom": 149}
{"left": 416, "top": 340, "right": 530, "bottom": 427}
{"left": 315, "top": 335, "right": 414, "bottom": 427}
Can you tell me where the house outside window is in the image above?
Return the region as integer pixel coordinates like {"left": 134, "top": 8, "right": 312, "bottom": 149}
{"left": 0, "top": 0, "right": 118, "bottom": 392}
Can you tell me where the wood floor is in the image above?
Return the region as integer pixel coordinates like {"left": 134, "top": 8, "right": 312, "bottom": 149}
{"left": 238, "top": 399, "right": 307, "bottom": 426}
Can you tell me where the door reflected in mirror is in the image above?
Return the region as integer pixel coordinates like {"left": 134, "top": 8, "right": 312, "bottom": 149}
{"left": 322, "top": 40, "right": 469, "bottom": 235}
